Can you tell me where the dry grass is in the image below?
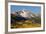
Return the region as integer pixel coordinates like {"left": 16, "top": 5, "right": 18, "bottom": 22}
{"left": 11, "top": 20, "right": 41, "bottom": 28}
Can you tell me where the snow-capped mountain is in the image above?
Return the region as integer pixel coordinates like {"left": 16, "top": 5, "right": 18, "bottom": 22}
{"left": 11, "top": 9, "right": 39, "bottom": 18}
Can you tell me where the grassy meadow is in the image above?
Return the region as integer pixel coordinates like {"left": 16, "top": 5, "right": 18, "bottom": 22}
{"left": 11, "top": 21, "right": 41, "bottom": 28}
{"left": 11, "top": 15, "right": 41, "bottom": 28}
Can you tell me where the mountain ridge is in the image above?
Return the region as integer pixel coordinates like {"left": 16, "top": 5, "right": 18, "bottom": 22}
{"left": 11, "top": 9, "right": 38, "bottom": 18}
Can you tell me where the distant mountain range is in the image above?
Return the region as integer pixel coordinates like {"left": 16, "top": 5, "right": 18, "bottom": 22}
{"left": 11, "top": 9, "right": 41, "bottom": 19}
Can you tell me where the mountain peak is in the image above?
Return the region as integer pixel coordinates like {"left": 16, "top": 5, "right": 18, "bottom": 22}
{"left": 11, "top": 9, "right": 39, "bottom": 18}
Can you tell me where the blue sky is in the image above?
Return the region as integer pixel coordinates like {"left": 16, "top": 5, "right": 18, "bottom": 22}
{"left": 11, "top": 5, "right": 41, "bottom": 14}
